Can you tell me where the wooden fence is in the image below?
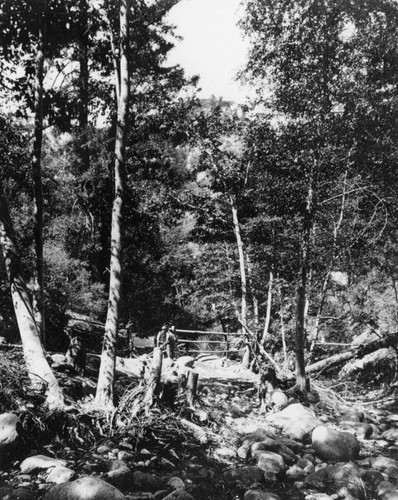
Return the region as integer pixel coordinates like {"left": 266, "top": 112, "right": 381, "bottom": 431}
{"left": 175, "top": 328, "right": 245, "bottom": 359}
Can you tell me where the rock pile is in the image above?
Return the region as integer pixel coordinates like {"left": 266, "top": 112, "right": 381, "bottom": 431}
{"left": 2, "top": 387, "right": 398, "bottom": 500}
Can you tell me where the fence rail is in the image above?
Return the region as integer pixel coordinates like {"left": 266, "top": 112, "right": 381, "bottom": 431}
{"left": 175, "top": 328, "right": 244, "bottom": 358}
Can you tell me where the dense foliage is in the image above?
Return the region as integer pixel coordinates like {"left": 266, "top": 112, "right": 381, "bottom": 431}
{"left": 1, "top": 0, "right": 398, "bottom": 370}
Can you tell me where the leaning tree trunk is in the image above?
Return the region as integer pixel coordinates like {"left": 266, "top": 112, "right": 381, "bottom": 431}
{"left": 0, "top": 188, "right": 64, "bottom": 410}
{"left": 32, "top": 0, "right": 47, "bottom": 343}
{"left": 230, "top": 194, "right": 247, "bottom": 327}
{"left": 94, "top": 0, "right": 130, "bottom": 410}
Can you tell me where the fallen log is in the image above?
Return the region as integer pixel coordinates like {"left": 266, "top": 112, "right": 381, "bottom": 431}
{"left": 306, "top": 351, "right": 355, "bottom": 375}
{"left": 339, "top": 347, "right": 397, "bottom": 381}
{"left": 306, "top": 331, "right": 398, "bottom": 376}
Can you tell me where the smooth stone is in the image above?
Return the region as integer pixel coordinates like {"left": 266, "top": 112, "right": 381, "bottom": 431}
{"left": 46, "top": 466, "right": 76, "bottom": 484}
{"left": 268, "top": 404, "right": 322, "bottom": 440}
{"left": 251, "top": 438, "right": 296, "bottom": 464}
{"left": 270, "top": 391, "right": 289, "bottom": 411}
{"left": 339, "top": 421, "right": 373, "bottom": 439}
{"left": 0, "top": 413, "right": 20, "bottom": 467}
{"left": 286, "top": 465, "right": 306, "bottom": 479}
{"left": 312, "top": 426, "right": 360, "bottom": 462}
{"left": 255, "top": 451, "right": 285, "bottom": 475}
{"left": 382, "top": 429, "right": 398, "bottom": 442}
{"left": 20, "top": 455, "right": 67, "bottom": 474}
{"left": 167, "top": 477, "right": 185, "bottom": 490}
{"left": 42, "top": 477, "right": 125, "bottom": 500}
{"left": 244, "top": 490, "right": 281, "bottom": 500}
{"left": 370, "top": 456, "right": 398, "bottom": 480}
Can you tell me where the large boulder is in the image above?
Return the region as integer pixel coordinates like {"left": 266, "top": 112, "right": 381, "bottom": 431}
{"left": 43, "top": 477, "right": 125, "bottom": 500}
{"left": 0, "top": 413, "right": 20, "bottom": 467}
{"left": 267, "top": 403, "right": 322, "bottom": 441}
{"left": 312, "top": 426, "right": 360, "bottom": 462}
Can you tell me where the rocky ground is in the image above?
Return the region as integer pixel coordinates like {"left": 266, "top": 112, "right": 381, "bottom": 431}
{"left": 1, "top": 347, "right": 398, "bottom": 500}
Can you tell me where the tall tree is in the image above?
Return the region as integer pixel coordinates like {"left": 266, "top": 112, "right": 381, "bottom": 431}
{"left": 94, "top": 0, "right": 131, "bottom": 410}
{"left": 31, "top": 0, "right": 47, "bottom": 341}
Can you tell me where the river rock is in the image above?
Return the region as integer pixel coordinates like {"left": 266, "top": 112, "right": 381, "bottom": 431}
{"left": 20, "top": 455, "right": 68, "bottom": 474}
{"left": 244, "top": 490, "right": 281, "bottom": 500}
{"left": 270, "top": 391, "right": 288, "bottom": 411}
{"left": 340, "top": 411, "right": 364, "bottom": 422}
{"left": 0, "top": 413, "right": 20, "bottom": 467}
{"left": 167, "top": 477, "right": 186, "bottom": 490}
{"left": 312, "top": 426, "right": 360, "bottom": 462}
{"left": 130, "top": 472, "right": 160, "bottom": 492}
{"left": 267, "top": 403, "right": 322, "bottom": 440}
{"left": 370, "top": 456, "right": 398, "bottom": 480}
{"left": 339, "top": 421, "right": 373, "bottom": 439}
{"left": 377, "top": 480, "right": 398, "bottom": 500}
{"left": 286, "top": 464, "right": 306, "bottom": 479}
{"left": 304, "top": 462, "right": 366, "bottom": 500}
{"left": 46, "top": 466, "right": 77, "bottom": 484}
{"left": 254, "top": 451, "right": 285, "bottom": 475}
{"left": 251, "top": 438, "right": 296, "bottom": 464}
{"left": 382, "top": 428, "right": 398, "bottom": 443}
{"left": 223, "top": 466, "right": 265, "bottom": 487}
{"left": 103, "top": 467, "right": 134, "bottom": 491}
{"left": 238, "top": 428, "right": 278, "bottom": 459}
{"left": 0, "top": 487, "right": 37, "bottom": 500}
{"left": 43, "top": 477, "right": 125, "bottom": 500}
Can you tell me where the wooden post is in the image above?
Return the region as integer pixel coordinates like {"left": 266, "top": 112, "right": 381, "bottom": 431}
{"left": 242, "top": 340, "right": 250, "bottom": 368}
{"left": 225, "top": 333, "right": 229, "bottom": 359}
{"left": 186, "top": 370, "right": 198, "bottom": 406}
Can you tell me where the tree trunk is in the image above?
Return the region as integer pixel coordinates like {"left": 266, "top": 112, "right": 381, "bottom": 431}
{"left": 0, "top": 188, "right": 64, "bottom": 410}
{"left": 94, "top": 0, "right": 130, "bottom": 410}
{"left": 32, "top": 0, "right": 47, "bottom": 342}
{"left": 246, "top": 251, "right": 259, "bottom": 326}
{"left": 78, "top": 0, "right": 89, "bottom": 170}
{"left": 308, "top": 170, "right": 348, "bottom": 362}
{"left": 295, "top": 286, "right": 307, "bottom": 390}
{"left": 230, "top": 195, "right": 247, "bottom": 327}
{"left": 261, "top": 270, "right": 273, "bottom": 345}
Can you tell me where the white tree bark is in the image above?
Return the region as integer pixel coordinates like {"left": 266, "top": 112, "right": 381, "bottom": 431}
{"left": 94, "top": 0, "right": 130, "bottom": 410}
{"left": 230, "top": 195, "right": 247, "bottom": 328}
{"left": 0, "top": 189, "right": 64, "bottom": 410}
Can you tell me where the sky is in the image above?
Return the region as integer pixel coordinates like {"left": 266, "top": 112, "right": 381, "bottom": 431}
{"left": 166, "top": 0, "right": 250, "bottom": 103}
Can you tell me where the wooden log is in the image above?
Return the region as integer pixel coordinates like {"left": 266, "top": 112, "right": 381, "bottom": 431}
{"left": 306, "top": 331, "right": 398, "bottom": 375}
{"left": 306, "top": 350, "right": 354, "bottom": 375}
{"left": 180, "top": 418, "right": 208, "bottom": 444}
{"left": 339, "top": 347, "right": 397, "bottom": 380}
